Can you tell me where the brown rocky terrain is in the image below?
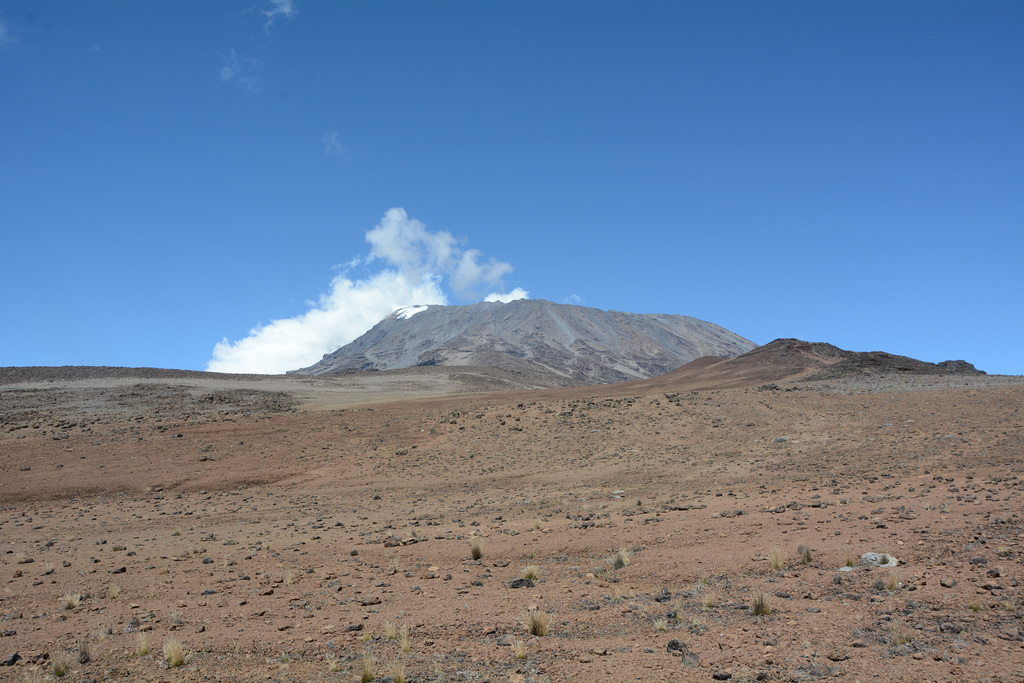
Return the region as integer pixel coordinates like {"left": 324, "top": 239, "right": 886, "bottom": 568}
{"left": 1, "top": 346, "right": 1022, "bottom": 682}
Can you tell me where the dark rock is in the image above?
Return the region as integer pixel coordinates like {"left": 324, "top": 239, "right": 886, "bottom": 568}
{"left": 507, "top": 578, "right": 535, "bottom": 589}
{"left": 1, "top": 652, "right": 19, "bottom": 666}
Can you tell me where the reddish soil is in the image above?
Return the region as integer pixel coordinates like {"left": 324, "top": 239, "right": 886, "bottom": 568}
{"left": 1, "top": 365, "right": 1022, "bottom": 682}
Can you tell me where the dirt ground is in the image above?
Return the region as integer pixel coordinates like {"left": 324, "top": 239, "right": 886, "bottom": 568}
{"left": 1, "top": 366, "right": 1023, "bottom": 682}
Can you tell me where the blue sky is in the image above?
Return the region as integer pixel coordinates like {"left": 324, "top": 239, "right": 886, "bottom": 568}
{"left": 2, "top": 1, "right": 1021, "bottom": 375}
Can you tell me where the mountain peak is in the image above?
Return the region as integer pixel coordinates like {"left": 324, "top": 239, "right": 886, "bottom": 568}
{"left": 292, "top": 299, "right": 755, "bottom": 386}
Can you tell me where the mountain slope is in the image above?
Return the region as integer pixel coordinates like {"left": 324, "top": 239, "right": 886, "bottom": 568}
{"left": 292, "top": 299, "right": 755, "bottom": 385}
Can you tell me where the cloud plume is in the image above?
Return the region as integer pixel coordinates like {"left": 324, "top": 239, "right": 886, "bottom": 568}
{"left": 207, "top": 209, "right": 527, "bottom": 374}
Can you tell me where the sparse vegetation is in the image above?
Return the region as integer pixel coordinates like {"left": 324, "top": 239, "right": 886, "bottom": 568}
{"left": 285, "top": 569, "right": 297, "bottom": 585}
{"left": 522, "top": 565, "right": 539, "bottom": 580}
{"left": 879, "top": 552, "right": 892, "bottom": 565}
{"left": 384, "top": 620, "right": 398, "bottom": 640}
{"left": 15, "top": 553, "right": 27, "bottom": 565}
{"left": 163, "top": 639, "right": 186, "bottom": 668}
{"left": 798, "top": 544, "right": 813, "bottom": 565}
{"left": 107, "top": 584, "right": 120, "bottom": 599}
{"left": 512, "top": 637, "right": 527, "bottom": 659}
{"left": 889, "top": 619, "right": 911, "bottom": 645}
{"left": 389, "top": 660, "right": 406, "bottom": 683}
{"left": 169, "top": 611, "right": 184, "bottom": 625}
{"left": 752, "top": 592, "right": 772, "bottom": 616}
{"left": 885, "top": 569, "right": 901, "bottom": 592}
{"left": 769, "top": 548, "right": 785, "bottom": 571}
{"left": 653, "top": 617, "right": 668, "bottom": 632}
{"left": 967, "top": 596, "right": 984, "bottom": 612}
{"left": 701, "top": 593, "right": 716, "bottom": 611}
{"left": 470, "top": 540, "right": 483, "bottom": 560}
{"left": 525, "top": 608, "right": 549, "bottom": 636}
{"left": 612, "top": 547, "right": 631, "bottom": 570}
{"left": 400, "top": 624, "right": 410, "bottom": 653}
{"left": 327, "top": 654, "right": 342, "bottom": 672}
{"left": 59, "top": 593, "right": 81, "bottom": 610}
{"left": 844, "top": 550, "right": 858, "bottom": 567}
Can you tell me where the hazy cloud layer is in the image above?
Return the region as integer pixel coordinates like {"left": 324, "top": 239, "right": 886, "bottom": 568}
{"left": 207, "top": 209, "right": 527, "bottom": 374}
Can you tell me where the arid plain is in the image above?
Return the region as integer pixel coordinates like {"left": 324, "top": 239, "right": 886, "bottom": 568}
{"left": 2, "top": 352, "right": 1023, "bottom": 682}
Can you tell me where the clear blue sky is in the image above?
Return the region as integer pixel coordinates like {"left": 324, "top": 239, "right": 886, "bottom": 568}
{"left": 2, "top": 1, "right": 1022, "bottom": 375}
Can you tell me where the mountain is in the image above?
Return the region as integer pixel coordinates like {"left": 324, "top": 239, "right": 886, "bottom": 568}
{"left": 292, "top": 299, "right": 756, "bottom": 385}
{"left": 620, "top": 338, "right": 985, "bottom": 393}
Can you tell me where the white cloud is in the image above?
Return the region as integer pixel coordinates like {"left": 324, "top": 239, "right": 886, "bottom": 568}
{"left": 207, "top": 209, "right": 526, "bottom": 374}
{"left": 262, "top": 0, "right": 296, "bottom": 32}
{"left": 485, "top": 288, "right": 529, "bottom": 303}
{"left": 321, "top": 131, "right": 345, "bottom": 156}
{"left": 219, "top": 49, "right": 262, "bottom": 92}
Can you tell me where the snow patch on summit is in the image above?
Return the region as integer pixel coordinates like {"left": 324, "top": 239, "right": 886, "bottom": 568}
{"left": 395, "top": 305, "right": 429, "bottom": 320}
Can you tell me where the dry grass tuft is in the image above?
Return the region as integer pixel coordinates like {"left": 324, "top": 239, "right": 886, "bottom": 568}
{"left": 701, "top": 593, "right": 716, "bottom": 611}
{"left": 359, "top": 653, "right": 376, "bottom": 682}
{"left": 389, "top": 660, "right": 406, "bottom": 683}
{"left": 169, "top": 611, "right": 185, "bottom": 625}
{"left": 885, "top": 570, "right": 901, "bottom": 592}
{"left": 797, "top": 544, "right": 813, "bottom": 565}
{"left": 383, "top": 620, "right": 398, "bottom": 640}
{"left": 163, "top": 639, "right": 186, "bottom": 668}
{"left": 76, "top": 639, "right": 91, "bottom": 664}
{"left": 107, "top": 584, "right": 120, "bottom": 600}
{"left": 653, "top": 617, "right": 668, "bottom": 632}
{"left": 133, "top": 632, "right": 149, "bottom": 657}
{"left": 285, "top": 569, "right": 297, "bottom": 585}
{"left": 512, "top": 637, "right": 527, "bottom": 659}
{"left": 470, "top": 540, "right": 483, "bottom": 560}
{"left": 751, "top": 592, "right": 772, "bottom": 616}
{"left": 967, "top": 596, "right": 984, "bottom": 612}
{"left": 525, "top": 608, "right": 549, "bottom": 636}
{"left": 59, "top": 593, "right": 81, "bottom": 610}
{"left": 51, "top": 651, "right": 72, "bottom": 677}
{"left": 844, "top": 549, "right": 858, "bottom": 568}
{"left": 399, "top": 624, "right": 410, "bottom": 653}
{"left": 521, "top": 565, "right": 539, "bottom": 580}
{"left": 327, "top": 654, "right": 342, "bottom": 672}
{"left": 768, "top": 548, "right": 785, "bottom": 571}
{"left": 889, "top": 619, "right": 912, "bottom": 645}
{"left": 612, "top": 547, "right": 631, "bottom": 570}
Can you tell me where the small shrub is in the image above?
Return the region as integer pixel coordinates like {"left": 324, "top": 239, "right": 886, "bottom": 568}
{"left": 521, "top": 565, "right": 539, "bottom": 580}
{"left": 470, "top": 540, "right": 483, "bottom": 561}
{"left": 751, "top": 592, "right": 772, "bottom": 616}
{"left": 383, "top": 620, "right": 398, "bottom": 640}
{"left": 52, "top": 651, "right": 72, "bottom": 677}
{"left": 360, "top": 654, "right": 376, "bottom": 682}
{"left": 163, "top": 639, "right": 186, "bottom": 668}
{"left": 59, "top": 593, "right": 81, "bottom": 610}
{"left": 768, "top": 548, "right": 785, "bottom": 571}
{"left": 797, "top": 544, "right": 813, "bottom": 565}
{"left": 512, "top": 637, "right": 527, "bottom": 659}
{"left": 107, "top": 584, "right": 120, "bottom": 600}
{"left": 612, "top": 547, "right": 631, "bottom": 570}
{"left": 400, "top": 624, "right": 410, "bottom": 653}
{"left": 525, "top": 608, "right": 549, "bottom": 636}
{"left": 389, "top": 660, "right": 406, "bottom": 683}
